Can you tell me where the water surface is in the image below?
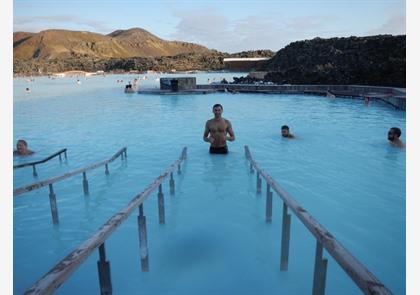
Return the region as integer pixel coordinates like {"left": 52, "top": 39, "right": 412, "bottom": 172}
{"left": 14, "top": 73, "right": 405, "bottom": 294}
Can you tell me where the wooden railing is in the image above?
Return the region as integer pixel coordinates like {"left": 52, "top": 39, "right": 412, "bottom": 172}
{"left": 13, "top": 148, "right": 68, "bottom": 177}
{"left": 14, "top": 147, "right": 127, "bottom": 225}
{"left": 244, "top": 145, "right": 392, "bottom": 295}
{"left": 24, "top": 147, "right": 187, "bottom": 295}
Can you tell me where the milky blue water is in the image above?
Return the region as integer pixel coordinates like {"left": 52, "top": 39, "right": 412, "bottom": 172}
{"left": 14, "top": 73, "right": 405, "bottom": 295}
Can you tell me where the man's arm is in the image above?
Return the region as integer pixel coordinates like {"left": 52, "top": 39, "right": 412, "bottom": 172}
{"left": 226, "top": 120, "right": 235, "bottom": 141}
{"left": 203, "top": 121, "right": 214, "bottom": 143}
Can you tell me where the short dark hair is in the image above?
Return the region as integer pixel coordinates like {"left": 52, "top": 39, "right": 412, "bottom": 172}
{"left": 17, "top": 139, "right": 28, "bottom": 146}
{"left": 213, "top": 104, "right": 223, "bottom": 110}
{"left": 390, "top": 127, "right": 401, "bottom": 137}
{"left": 281, "top": 125, "right": 289, "bottom": 130}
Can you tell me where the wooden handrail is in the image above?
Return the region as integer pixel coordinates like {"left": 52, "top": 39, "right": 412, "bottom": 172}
{"left": 14, "top": 147, "right": 127, "bottom": 196}
{"left": 244, "top": 145, "right": 392, "bottom": 295}
{"left": 24, "top": 147, "right": 187, "bottom": 295}
{"left": 13, "top": 148, "right": 68, "bottom": 169}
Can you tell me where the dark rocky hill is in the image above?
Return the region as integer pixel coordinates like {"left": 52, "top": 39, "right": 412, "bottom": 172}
{"left": 13, "top": 52, "right": 228, "bottom": 74}
{"left": 262, "top": 35, "right": 405, "bottom": 87}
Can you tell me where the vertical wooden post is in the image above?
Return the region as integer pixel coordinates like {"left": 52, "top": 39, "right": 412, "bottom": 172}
{"left": 82, "top": 171, "right": 89, "bottom": 196}
{"left": 158, "top": 184, "right": 165, "bottom": 224}
{"left": 105, "top": 163, "right": 110, "bottom": 175}
{"left": 256, "top": 172, "right": 262, "bottom": 194}
{"left": 97, "top": 243, "right": 113, "bottom": 295}
{"left": 169, "top": 172, "right": 175, "bottom": 195}
{"left": 280, "top": 202, "right": 291, "bottom": 271}
{"left": 312, "top": 241, "right": 328, "bottom": 295}
{"left": 32, "top": 165, "right": 38, "bottom": 177}
{"left": 177, "top": 163, "right": 181, "bottom": 175}
{"left": 138, "top": 204, "right": 149, "bottom": 271}
{"left": 64, "top": 150, "right": 67, "bottom": 159}
{"left": 48, "top": 183, "right": 59, "bottom": 225}
{"left": 266, "top": 183, "right": 273, "bottom": 223}
{"left": 124, "top": 148, "right": 127, "bottom": 158}
{"left": 250, "top": 162, "right": 254, "bottom": 174}
{"left": 120, "top": 152, "right": 124, "bottom": 161}
{"left": 59, "top": 153, "right": 62, "bottom": 162}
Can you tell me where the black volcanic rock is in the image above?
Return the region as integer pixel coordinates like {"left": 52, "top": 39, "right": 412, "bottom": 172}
{"left": 262, "top": 35, "right": 405, "bottom": 87}
{"left": 13, "top": 50, "right": 273, "bottom": 75}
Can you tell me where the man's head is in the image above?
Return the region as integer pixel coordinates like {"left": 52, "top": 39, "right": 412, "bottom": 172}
{"left": 388, "top": 127, "right": 402, "bottom": 141}
{"left": 16, "top": 139, "right": 29, "bottom": 154}
{"left": 281, "top": 125, "right": 290, "bottom": 138}
{"left": 213, "top": 104, "right": 223, "bottom": 118}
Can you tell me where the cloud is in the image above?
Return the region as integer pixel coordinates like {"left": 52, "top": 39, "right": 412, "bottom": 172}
{"left": 171, "top": 9, "right": 341, "bottom": 52}
{"left": 13, "top": 15, "right": 113, "bottom": 33}
{"left": 171, "top": 10, "right": 233, "bottom": 49}
{"left": 365, "top": 14, "right": 406, "bottom": 35}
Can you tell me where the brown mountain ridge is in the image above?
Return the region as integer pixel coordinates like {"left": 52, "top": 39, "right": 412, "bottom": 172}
{"left": 13, "top": 28, "right": 212, "bottom": 60}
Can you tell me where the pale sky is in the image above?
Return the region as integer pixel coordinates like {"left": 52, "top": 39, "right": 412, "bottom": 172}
{"left": 13, "top": 0, "right": 406, "bottom": 52}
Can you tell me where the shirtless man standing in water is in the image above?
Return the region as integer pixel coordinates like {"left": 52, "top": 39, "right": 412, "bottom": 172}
{"left": 203, "top": 104, "right": 235, "bottom": 154}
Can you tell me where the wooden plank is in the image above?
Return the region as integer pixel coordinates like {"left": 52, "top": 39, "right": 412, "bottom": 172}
{"left": 158, "top": 184, "right": 165, "bottom": 224}
{"left": 266, "top": 184, "right": 272, "bottom": 223}
{"left": 32, "top": 165, "right": 38, "bottom": 177}
{"left": 24, "top": 147, "right": 187, "bottom": 295}
{"left": 312, "top": 241, "right": 328, "bottom": 295}
{"left": 138, "top": 204, "right": 149, "bottom": 272}
{"left": 256, "top": 172, "right": 262, "bottom": 194}
{"left": 48, "top": 184, "right": 59, "bottom": 225}
{"left": 97, "top": 244, "right": 112, "bottom": 295}
{"left": 14, "top": 147, "right": 127, "bottom": 196}
{"left": 280, "top": 203, "right": 291, "bottom": 271}
{"left": 245, "top": 146, "right": 392, "bottom": 295}
{"left": 82, "top": 172, "right": 89, "bottom": 196}
{"left": 169, "top": 172, "right": 175, "bottom": 195}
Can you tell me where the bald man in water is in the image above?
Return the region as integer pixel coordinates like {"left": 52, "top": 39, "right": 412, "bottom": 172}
{"left": 203, "top": 104, "right": 235, "bottom": 154}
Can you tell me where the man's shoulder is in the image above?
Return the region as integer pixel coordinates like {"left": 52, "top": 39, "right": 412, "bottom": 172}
{"left": 224, "top": 118, "right": 232, "bottom": 125}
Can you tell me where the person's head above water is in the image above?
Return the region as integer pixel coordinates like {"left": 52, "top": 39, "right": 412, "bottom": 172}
{"left": 387, "top": 127, "right": 404, "bottom": 148}
{"left": 15, "top": 139, "right": 34, "bottom": 156}
{"left": 388, "top": 127, "right": 401, "bottom": 141}
{"left": 281, "top": 125, "right": 294, "bottom": 138}
{"left": 213, "top": 104, "right": 223, "bottom": 118}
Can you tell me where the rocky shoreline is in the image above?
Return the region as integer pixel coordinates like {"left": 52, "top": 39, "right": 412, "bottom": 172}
{"left": 13, "top": 29, "right": 405, "bottom": 88}
{"left": 14, "top": 51, "right": 274, "bottom": 76}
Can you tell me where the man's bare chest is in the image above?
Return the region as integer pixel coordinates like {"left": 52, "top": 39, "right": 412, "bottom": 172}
{"left": 209, "top": 120, "right": 227, "bottom": 133}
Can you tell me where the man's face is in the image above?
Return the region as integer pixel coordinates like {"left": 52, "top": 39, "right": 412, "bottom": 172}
{"left": 388, "top": 129, "right": 396, "bottom": 141}
{"left": 17, "top": 142, "right": 27, "bottom": 154}
{"left": 213, "top": 106, "right": 223, "bottom": 118}
{"left": 281, "top": 129, "right": 289, "bottom": 138}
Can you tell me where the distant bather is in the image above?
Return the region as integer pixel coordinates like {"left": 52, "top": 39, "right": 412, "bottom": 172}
{"left": 14, "top": 139, "right": 34, "bottom": 156}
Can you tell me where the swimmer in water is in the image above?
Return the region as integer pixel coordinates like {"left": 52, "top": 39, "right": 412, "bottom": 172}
{"left": 281, "top": 125, "right": 295, "bottom": 139}
{"left": 387, "top": 127, "right": 405, "bottom": 148}
{"left": 13, "top": 139, "right": 34, "bottom": 156}
{"left": 25, "top": 87, "right": 31, "bottom": 93}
